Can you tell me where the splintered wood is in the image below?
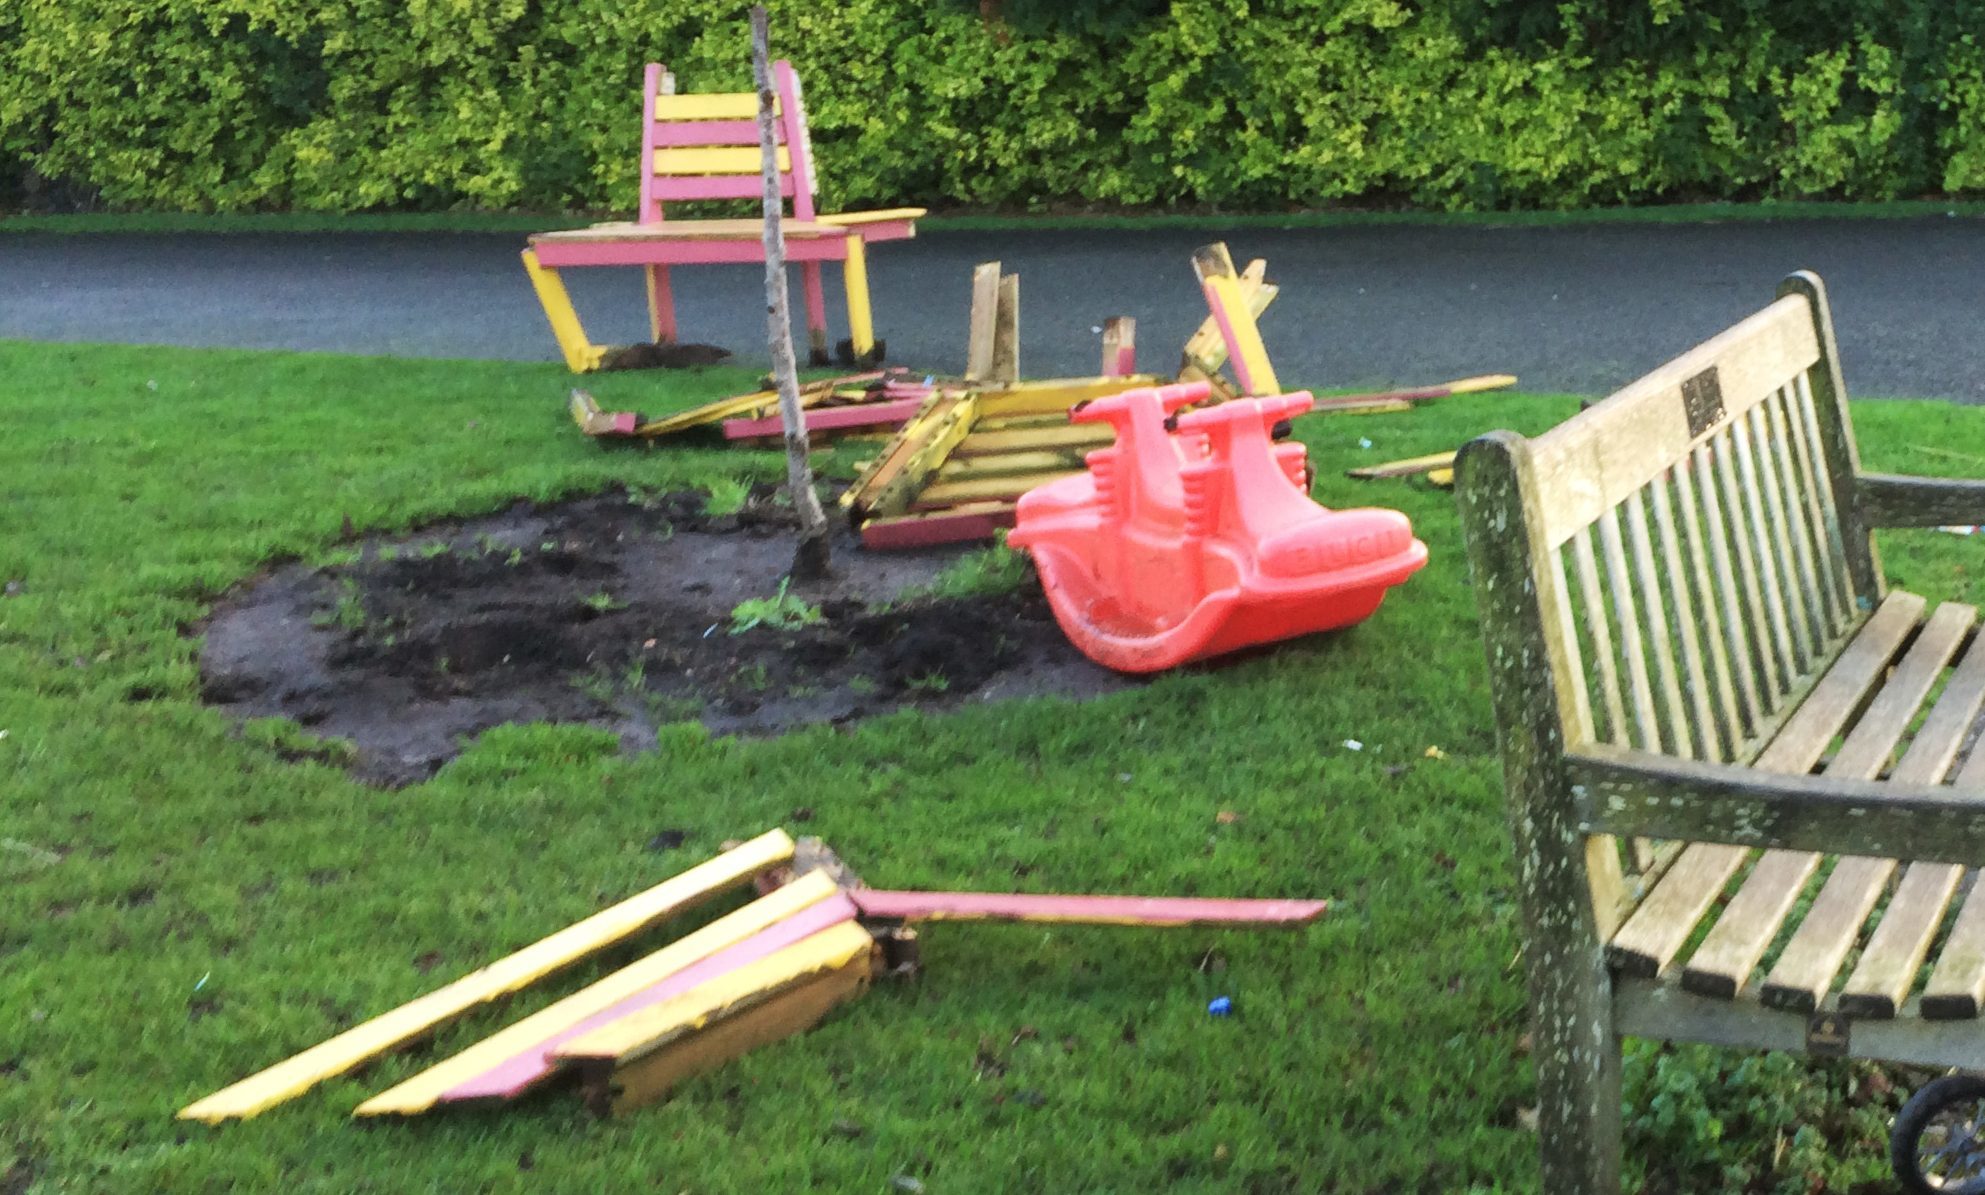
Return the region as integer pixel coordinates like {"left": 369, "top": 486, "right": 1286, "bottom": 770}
{"left": 180, "top": 832, "right": 1323, "bottom": 1123}
{"left": 838, "top": 247, "right": 1514, "bottom": 548}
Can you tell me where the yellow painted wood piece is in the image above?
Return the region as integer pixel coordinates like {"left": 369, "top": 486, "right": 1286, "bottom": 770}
{"left": 915, "top": 470, "right": 1081, "bottom": 508}
{"left": 842, "top": 236, "right": 874, "bottom": 357}
{"left": 652, "top": 92, "right": 764, "bottom": 120}
{"left": 864, "top": 393, "right": 981, "bottom": 517}
{"left": 937, "top": 448, "right": 1092, "bottom": 478}
{"left": 625, "top": 375, "right": 851, "bottom": 439}
{"left": 520, "top": 249, "right": 605, "bottom": 373}
{"left": 1197, "top": 269, "right": 1281, "bottom": 395}
{"left": 585, "top": 941, "right": 874, "bottom": 1115}
{"left": 974, "top": 376, "right": 1162, "bottom": 418}
{"left": 555, "top": 920, "right": 877, "bottom": 1065}
{"left": 176, "top": 829, "right": 796, "bottom": 1123}
{"left": 532, "top": 219, "right": 845, "bottom": 243}
{"left": 652, "top": 145, "right": 792, "bottom": 175}
{"left": 1347, "top": 451, "right": 1459, "bottom": 480}
{"left": 954, "top": 423, "right": 1114, "bottom": 456}
{"left": 1181, "top": 257, "right": 1276, "bottom": 378}
{"left": 815, "top": 208, "right": 928, "bottom": 226}
{"left": 1427, "top": 467, "right": 1455, "bottom": 487}
{"left": 352, "top": 871, "right": 842, "bottom": 1117}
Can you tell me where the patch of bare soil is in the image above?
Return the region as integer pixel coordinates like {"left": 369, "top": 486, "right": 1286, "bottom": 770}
{"left": 198, "top": 487, "right": 1128, "bottom": 786}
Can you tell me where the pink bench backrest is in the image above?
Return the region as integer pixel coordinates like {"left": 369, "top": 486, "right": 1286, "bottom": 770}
{"left": 638, "top": 60, "right": 818, "bottom": 224}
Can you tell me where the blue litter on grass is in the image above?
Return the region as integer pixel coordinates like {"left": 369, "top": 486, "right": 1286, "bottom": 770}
{"left": 1208, "top": 996, "right": 1233, "bottom": 1017}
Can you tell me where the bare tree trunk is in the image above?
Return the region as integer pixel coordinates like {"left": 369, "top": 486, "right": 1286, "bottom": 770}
{"left": 752, "top": 5, "right": 831, "bottom": 581}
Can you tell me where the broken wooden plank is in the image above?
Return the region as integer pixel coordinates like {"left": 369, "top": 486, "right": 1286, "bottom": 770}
{"left": 1102, "top": 316, "right": 1136, "bottom": 377}
{"left": 354, "top": 873, "right": 848, "bottom": 1114}
{"left": 953, "top": 423, "right": 1114, "bottom": 456}
{"left": 965, "top": 262, "right": 1001, "bottom": 381}
{"left": 719, "top": 395, "right": 924, "bottom": 440}
{"left": 859, "top": 393, "right": 982, "bottom": 519}
{"left": 1347, "top": 451, "right": 1458, "bottom": 480}
{"left": 553, "top": 921, "right": 879, "bottom": 1114}
{"left": 1193, "top": 243, "right": 1280, "bottom": 396}
{"left": 849, "top": 890, "right": 1328, "bottom": 927}
{"left": 585, "top": 940, "right": 874, "bottom": 1115}
{"left": 1180, "top": 257, "right": 1273, "bottom": 379}
{"left": 177, "top": 829, "right": 795, "bottom": 1123}
{"left": 912, "top": 470, "right": 1080, "bottom": 510}
{"left": 990, "top": 273, "right": 1020, "bottom": 383}
{"left": 859, "top": 503, "right": 1019, "bottom": 549}
{"left": 570, "top": 389, "right": 638, "bottom": 437}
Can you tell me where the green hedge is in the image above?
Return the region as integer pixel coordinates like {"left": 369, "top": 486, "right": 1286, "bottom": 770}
{"left": 4, "top": 0, "right": 1984, "bottom": 214}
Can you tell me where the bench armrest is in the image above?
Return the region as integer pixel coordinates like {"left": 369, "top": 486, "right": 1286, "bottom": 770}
{"left": 1857, "top": 472, "right": 1985, "bottom": 528}
{"left": 815, "top": 208, "right": 926, "bottom": 227}
{"left": 1565, "top": 743, "right": 1985, "bottom": 866}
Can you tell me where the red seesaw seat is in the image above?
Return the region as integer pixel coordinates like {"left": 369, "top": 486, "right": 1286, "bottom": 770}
{"left": 1008, "top": 381, "right": 1428, "bottom": 673}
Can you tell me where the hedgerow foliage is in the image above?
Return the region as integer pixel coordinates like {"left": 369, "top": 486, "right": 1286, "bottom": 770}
{"left": 4, "top": 0, "right": 1984, "bottom": 214}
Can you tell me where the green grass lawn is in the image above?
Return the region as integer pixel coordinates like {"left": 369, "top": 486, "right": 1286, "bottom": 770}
{"left": 3, "top": 339, "right": 1983, "bottom": 1193}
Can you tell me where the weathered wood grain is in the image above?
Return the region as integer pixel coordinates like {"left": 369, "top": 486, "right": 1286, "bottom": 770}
{"left": 1457, "top": 431, "right": 1624, "bottom": 1193}
{"left": 1570, "top": 743, "right": 1985, "bottom": 866}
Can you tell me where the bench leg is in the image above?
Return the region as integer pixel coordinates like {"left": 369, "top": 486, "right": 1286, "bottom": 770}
{"left": 1526, "top": 943, "right": 1623, "bottom": 1194}
{"left": 839, "top": 236, "right": 879, "bottom": 367}
{"left": 644, "top": 266, "right": 676, "bottom": 345}
{"left": 800, "top": 261, "right": 831, "bottom": 366}
{"left": 520, "top": 250, "right": 606, "bottom": 373}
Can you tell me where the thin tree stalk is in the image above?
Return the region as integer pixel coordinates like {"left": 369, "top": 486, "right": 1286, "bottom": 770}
{"left": 752, "top": 5, "right": 830, "bottom": 579}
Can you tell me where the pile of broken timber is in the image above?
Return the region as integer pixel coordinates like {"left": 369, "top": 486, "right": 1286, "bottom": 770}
{"left": 177, "top": 829, "right": 1325, "bottom": 1122}
{"left": 569, "top": 369, "right": 931, "bottom": 443}
{"left": 840, "top": 245, "right": 1519, "bottom": 548}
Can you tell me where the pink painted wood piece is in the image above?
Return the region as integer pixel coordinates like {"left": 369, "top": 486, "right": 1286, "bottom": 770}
{"left": 720, "top": 395, "right": 925, "bottom": 440}
{"left": 850, "top": 890, "right": 1328, "bottom": 927}
{"left": 435, "top": 893, "right": 860, "bottom": 1104}
{"left": 860, "top": 505, "right": 1019, "bottom": 550}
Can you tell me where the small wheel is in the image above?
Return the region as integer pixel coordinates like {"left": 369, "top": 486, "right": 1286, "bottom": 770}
{"left": 1893, "top": 1074, "right": 1985, "bottom": 1194}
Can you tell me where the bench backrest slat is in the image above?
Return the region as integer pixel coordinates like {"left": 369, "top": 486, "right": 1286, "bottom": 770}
{"left": 1484, "top": 283, "right": 1869, "bottom": 773}
{"left": 638, "top": 60, "right": 818, "bottom": 224}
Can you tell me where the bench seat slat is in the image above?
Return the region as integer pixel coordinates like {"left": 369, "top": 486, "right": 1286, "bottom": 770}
{"left": 1754, "top": 602, "right": 1973, "bottom": 1011}
{"left": 1606, "top": 843, "right": 1749, "bottom": 978}
{"left": 1924, "top": 881, "right": 1985, "bottom": 1019}
{"left": 1835, "top": 626, "right": 1985, "bottom": 1016}
{"left": 1612, "top": 592, "right": 1922, "bottom": 985}
{"left": 1920, "top": 744, "right": 1985, "bottom": 1018}
{"left": 1840, "top": 864, "right": 1967, "bottom": 1018}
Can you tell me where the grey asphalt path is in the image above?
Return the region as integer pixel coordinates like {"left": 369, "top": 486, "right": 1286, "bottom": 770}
{"left": 2, "top": 217, "right": 1980, "bottom": 399}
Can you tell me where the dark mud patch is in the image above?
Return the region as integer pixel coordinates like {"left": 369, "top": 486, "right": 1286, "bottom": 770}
{"left": 199, "top": 488, "right": 1129, "bottom": 786}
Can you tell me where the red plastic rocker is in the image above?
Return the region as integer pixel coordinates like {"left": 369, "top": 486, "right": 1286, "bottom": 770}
{"left": 1008, "top": 381, "right": 1428, "bottom": 674}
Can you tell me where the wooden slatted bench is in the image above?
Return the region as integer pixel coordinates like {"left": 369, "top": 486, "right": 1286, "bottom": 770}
{"left": 1457, "top": 271, "right": 1985, "bottom": 1193}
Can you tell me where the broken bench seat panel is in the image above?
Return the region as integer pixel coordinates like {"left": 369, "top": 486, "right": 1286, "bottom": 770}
{"left": 549, "top": 919, "right": 881, "bottom": 1116}
{"left": 178, "top": 829, "right": 796, "bottom": 1122}
{"left": 353, "top": 872, "right": 850, "bottom": 1115}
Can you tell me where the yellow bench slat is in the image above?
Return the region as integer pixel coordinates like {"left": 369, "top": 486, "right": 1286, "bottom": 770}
{"left": 652, "top": 93, "right": 764, "bottom": 120}
{"left": 654, "top": 146, "right": 791, "bottom": 176}
{"left": 352, "top": 871, "right": 841, "bottom": 1116}
{"left": 176, "top": 828, "right": 795, "bottom": 1122}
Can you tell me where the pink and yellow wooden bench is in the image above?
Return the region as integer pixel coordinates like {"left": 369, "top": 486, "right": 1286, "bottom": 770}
{"left": 522, "top": 61, "right": 924, "bottom": 373}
